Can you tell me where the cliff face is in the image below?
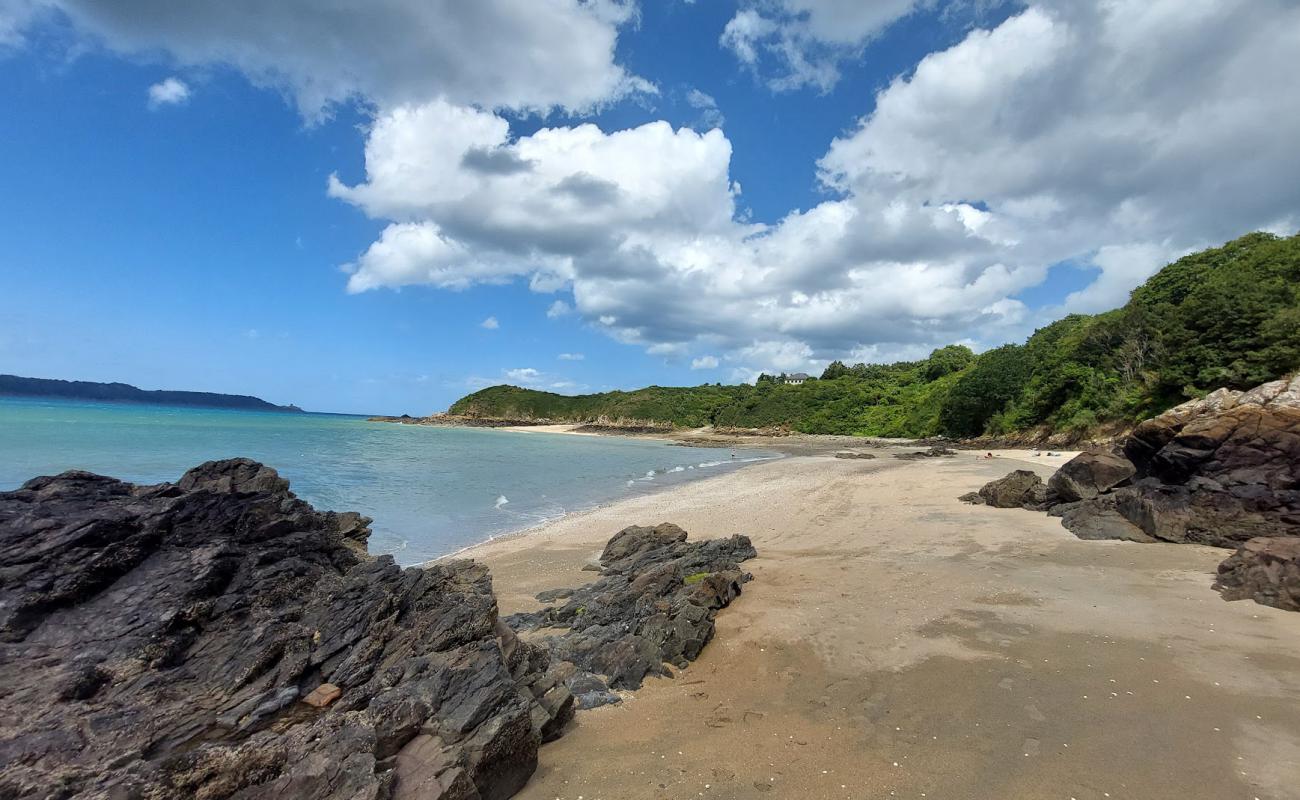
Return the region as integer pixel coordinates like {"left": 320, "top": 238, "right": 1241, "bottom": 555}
{"left": 0, "top": 458, "right": 569, "bottom": 799}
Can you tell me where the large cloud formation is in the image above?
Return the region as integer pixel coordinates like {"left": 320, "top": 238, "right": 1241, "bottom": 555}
{"left": 8, "top": 0, "right": 1300, "bottom": 379}
{"left": 334, "top": 0, "right": 1300, "bottom": 376}
{"left": 3, "top": 0, "right": 646, "bottom": 116}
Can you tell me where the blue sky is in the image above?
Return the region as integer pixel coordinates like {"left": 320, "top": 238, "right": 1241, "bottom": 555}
{"left": 1, "top": 1, "right": 1297, "bottom": 414}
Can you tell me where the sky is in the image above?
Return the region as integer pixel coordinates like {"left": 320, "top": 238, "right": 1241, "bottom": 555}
{"left": 1, "top": 1, "right": 1297, "bottom": 415}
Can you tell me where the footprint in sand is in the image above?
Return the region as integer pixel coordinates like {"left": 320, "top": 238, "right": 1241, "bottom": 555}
{"left": 1025, "top": 704, "right": 1047, "bottom": 722}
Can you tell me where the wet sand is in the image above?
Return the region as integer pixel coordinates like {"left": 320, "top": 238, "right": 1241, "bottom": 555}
{"left": 456, "top": 451, "right": 1300, "bottom": 800}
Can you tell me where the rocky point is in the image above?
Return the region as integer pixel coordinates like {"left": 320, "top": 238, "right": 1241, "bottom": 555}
{"left": 0, "top": 459, "right": 755, "bottom": 798}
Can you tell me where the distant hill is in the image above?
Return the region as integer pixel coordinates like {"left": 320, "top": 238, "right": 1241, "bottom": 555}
{"left": 0, "top": 375, "right": 303, "bottom": 413}
{"left": 450, "top": 231, "right": 1300, "bottom": 441}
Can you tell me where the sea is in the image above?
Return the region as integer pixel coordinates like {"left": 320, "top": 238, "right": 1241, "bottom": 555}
{"left": 0, "top": 397, "right": 778, "bottom": 565}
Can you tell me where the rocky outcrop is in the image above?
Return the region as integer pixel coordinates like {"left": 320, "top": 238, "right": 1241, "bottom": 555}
{"left": 1215, "top": 537, "right": 1300, "bottom": 612}
{"left": 894, "top": 446, "right": 959, "bottom": 460}
{"left": 992, "top": 376, "right": 1300, "bottom": 550}
{"left": 1075, "top": 377, "right": 1300, "bottom": 548}
{"left": 973, "top": 469, "right": 1045, "bottom": 508}
{"left": 0, "top": 459, "right": 572, "bottom": 800}
{"left": 1053, "top": 494, "right": 1154, "bottom": 543}
{"left": 508, "top": 523, "right": 756, "bottom": 697}
{"left": 1048, "top": 450, "right": 1136, "bottom": 502}
{"left": 965, "top": 376, "right": 1300, "bottom": 611}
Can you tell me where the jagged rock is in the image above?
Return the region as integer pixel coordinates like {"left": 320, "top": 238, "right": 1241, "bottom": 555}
{"left": 976, "top": 470, "right": 1043, "bottom": 508}
{"left": 966, "top": 378, "right": 1300, "bottom": 581}
{"left": 1215, "top": 537, "right": 1300, "bottom": 612}
{"left": 1024, "top": 376, "right": 1300, "bottom": 555}
{"left": 0, "top": 459, "right": 571, "bottom": 800}
{"left": 1021, "top": 483, "right": 1058, "bottom": 512}
{"left": 958, "top": 491, "right": 984, "bottom": 505}
{"left": 1124, "top": 375, "right": 1300, "bottom": 474}
{"left": 507, "top": 523, "right": 756, "bottom": 690}
{"left": 1048, "top": 450, "right": 1136, "bottom": 502}
{"left": 176, "top": 457, "right": 291, "bottom": 495}
{"left": 834, "top": 451, "right": 877, "bottom": 460}
{"left": 1058, "top": 494, "right": 1155, "bottom": 543}
{"left": 1115, "top": 403, "right": 1300, "bottom": 547}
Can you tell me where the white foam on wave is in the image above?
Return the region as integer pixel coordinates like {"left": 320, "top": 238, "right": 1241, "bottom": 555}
{"left": 669, "top": 465, "right": 685, "bottom": 472}
{"left": 494, "top": 495, "right": 509, "bottom": 509}
{"left": 645, "top": 470, "right": 656, "bottom": 478}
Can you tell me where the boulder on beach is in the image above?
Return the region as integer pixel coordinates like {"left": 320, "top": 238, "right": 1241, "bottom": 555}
{"left": 0, "top": 458, "right": 572, "bottom": 800}
{"left": 508, "top": 522, "right": 757, "bottom": 691}
{"left": 977, "top": 469, "right": 1044, "bottom": 508}
{"left": 1215, "top": 537, "right": 1300, "bottom": 612}
{"left": 1048, "top": 449, "right": 1136, "bottom": 502}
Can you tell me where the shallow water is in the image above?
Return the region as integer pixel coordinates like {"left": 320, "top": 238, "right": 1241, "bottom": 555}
{"left": 0, "top": 397, "right": 777, "bottom": 565}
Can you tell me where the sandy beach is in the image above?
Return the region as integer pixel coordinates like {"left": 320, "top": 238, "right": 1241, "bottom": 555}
{"left": 457, "top": 449, "right": 1300, "bottom": 800}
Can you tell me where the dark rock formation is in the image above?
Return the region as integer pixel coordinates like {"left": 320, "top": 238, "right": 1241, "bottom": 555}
{"left": 1056, "top": 494, "right": 1154, "bottom": 543}
{"left": 1048, "top": 450, "right": 1136, "bottom": 502}
{"left": 894, "top": 446, "right": 959, "bottom": 460}
{"left": 1215, "top": 537, "right": 1300, "bottom": 612}
{"left": 508, "top": 523, "right": 756, "bottom": 694}
{"left": 965, "top": 376, "right": 1300, "bottom": 611}
{"left": 977, "top": 469, "right": 1044, "bottom": 508}
{"left": 1063, "top": 378, "right": 1300, "bottom": 548}
{"left": 0, "top": 459, "right": 572, "bottom": 800}
{"left": 834, "top": 451, "right": 877, "bottom": 460}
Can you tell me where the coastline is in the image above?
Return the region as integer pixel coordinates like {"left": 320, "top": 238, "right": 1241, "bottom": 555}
{"left": 456, "top": 448, "right": 1300, "bottom": 799}
{"left": 372, "top": 415, "right": 934, "bottom": 456}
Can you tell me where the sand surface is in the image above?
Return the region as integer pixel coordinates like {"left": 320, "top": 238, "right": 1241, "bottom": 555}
{"left": 456, "top": 451, "right": 1300, "bottom": 800}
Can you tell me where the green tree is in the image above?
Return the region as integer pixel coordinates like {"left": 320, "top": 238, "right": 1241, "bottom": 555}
{"left": 821, "top": 360, "right": 851, "bottom": 379}
{"left": 920, "top": 345, "right": 975, "bottom": 382}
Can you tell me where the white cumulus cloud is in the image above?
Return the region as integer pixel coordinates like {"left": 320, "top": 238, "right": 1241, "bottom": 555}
{"left": 480, "top": 316, "right": 499, "bottom": 330}
{"left": 11, "top": 0, "right": 1300, "bottom": 383}
{"left": 6, "top": 0, "right": 648, "bottom": 117}
{"left": 147, "top": 76, "right": 190, "bottom": 107}
{"left": 504, "top": 367, "right": 539, "bottom": 383}
{"left": 690, "top": 355, "right": 719, "bottom": 370}
{"left": 558, "top": 352, "right": 585, "bottom": 361}
{"left": 335, "top": 0, "right": 1300, "bottom": 380}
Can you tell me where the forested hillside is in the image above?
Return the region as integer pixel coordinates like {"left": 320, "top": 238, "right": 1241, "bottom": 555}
{"left": 450, "top": 232, "right": 1300, "bottom": 439}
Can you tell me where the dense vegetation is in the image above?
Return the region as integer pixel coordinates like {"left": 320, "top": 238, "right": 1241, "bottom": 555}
{"left": 0, "top": 375, "right": 302, "bottom": 412}
{"left": 450, "top": 232, "right": 1300, "bottom": 439}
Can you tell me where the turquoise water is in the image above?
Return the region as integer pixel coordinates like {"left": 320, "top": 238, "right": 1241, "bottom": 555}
{"left": 0, "top": 397, "right": 776, "bottom": 565}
